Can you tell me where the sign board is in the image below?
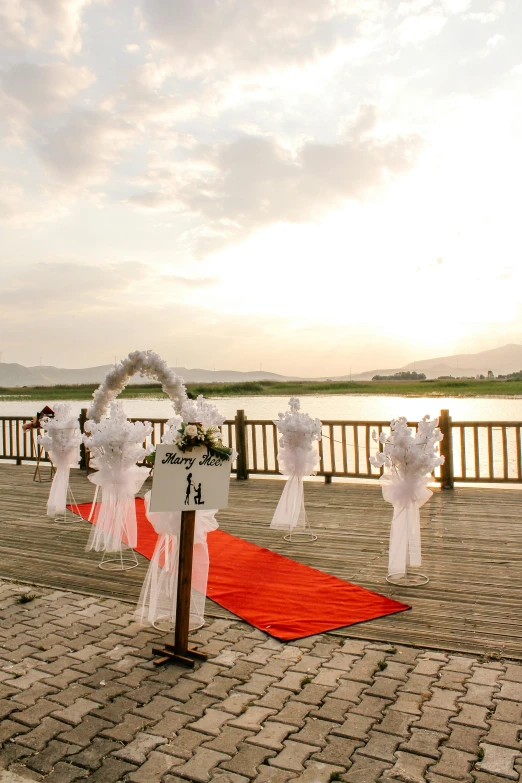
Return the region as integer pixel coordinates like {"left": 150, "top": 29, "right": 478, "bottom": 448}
{"left": 149, "top": 444, "right": 231, "bottom": 512}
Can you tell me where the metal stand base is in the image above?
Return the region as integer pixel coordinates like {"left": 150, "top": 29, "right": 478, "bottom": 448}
{"left": 386, "top": 571, "right": 429, "bottom": 587}
{"left": 99, "top": 548, "right": 139, "bottom": 571}
{"left": 56, "top": 485, "right": 80, "bottom": 525}
{"left": 283, "top": 530, "right": 317, "bottom": 542}
{"left": 152, "top": 642, "right": 208, "bottom": 668}
{"left": 152, "top": 618, "right": 205, "bottom": 633}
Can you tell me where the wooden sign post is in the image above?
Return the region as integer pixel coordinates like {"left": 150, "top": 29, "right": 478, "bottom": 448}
{"left": 149, "top": 442, "right": 232, "bottom": 667}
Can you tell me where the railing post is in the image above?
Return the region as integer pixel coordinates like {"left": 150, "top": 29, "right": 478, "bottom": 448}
{"left": 235, "top": 409, "right": 249, "bottom": 480}
{"left": 439, "top": 409, "right": 454, "bottom": 489}
{"left": 79, "top": 408, "right": 88, "bottom": 471}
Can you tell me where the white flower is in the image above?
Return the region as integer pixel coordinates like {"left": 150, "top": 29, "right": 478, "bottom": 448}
{"left": 185, "top": 424, "right": 198, "bottom": 437}
{"left": 371, "top": 414, "right": 444, "bottom": 480}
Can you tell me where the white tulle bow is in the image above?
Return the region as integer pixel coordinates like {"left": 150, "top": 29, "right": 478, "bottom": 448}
{"left": 136, "top": 492, "right": 218, "bottom": 630}
{"left": 380, "top": 472, "right": 432, "bottom": 576}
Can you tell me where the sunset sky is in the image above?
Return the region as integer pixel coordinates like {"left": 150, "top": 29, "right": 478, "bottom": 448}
{"left": 1, "top": 0, "right": 521, "bottom": 376}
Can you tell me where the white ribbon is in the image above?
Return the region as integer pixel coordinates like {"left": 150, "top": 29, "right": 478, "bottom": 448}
{"left": 39, "top": 426, "right": 80, "bottom": 518}
{"left": 136, "top": 492, "right": 218, "bottom": 630}
{"left": 270, "top": 445, "right": 318, "bottom": 532}
{"left": 380, "top": 472, "right": 432, "bottom": 576}
{"left": 86, "top": 464, "right": 149, "bottom": 553}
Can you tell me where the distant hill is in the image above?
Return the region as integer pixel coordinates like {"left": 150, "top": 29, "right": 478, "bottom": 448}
{"left": 340, "top": 344, "right": 522, "bottom": 381}
{"left": 0, "top": 362, "right": 301, "bottom": 387}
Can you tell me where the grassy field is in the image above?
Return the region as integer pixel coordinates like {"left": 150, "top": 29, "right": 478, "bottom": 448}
{"left": 1, "top": 378, "right": 522, "bottom": 402}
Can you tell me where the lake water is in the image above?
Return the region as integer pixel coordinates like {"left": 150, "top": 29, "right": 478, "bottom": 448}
{"left": 1, "top": 394, "right": 521, "bottom": 421}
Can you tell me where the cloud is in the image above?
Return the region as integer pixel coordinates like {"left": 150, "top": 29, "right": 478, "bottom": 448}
{"left": 0, "top": 0, "right": 97, "bottom": 57}
{"left": 139, "top": 0, "right": 363, "bottom": 76}
{"left": 128, "top": 104, "right": 423, "bottom": 254}
{"left": 1, "top": 62, "right": 95, "bottom": 115}
{"left": 37, "top": 110, "right": 139, "bottom": 186}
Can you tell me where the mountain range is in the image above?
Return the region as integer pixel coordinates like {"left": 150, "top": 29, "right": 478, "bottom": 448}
{"left": 1, "top": 344, "right": 522, "bottom": 386}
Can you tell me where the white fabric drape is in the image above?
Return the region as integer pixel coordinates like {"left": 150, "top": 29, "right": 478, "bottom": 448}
{"left": 270, "top": 446, "right": 318, "bottom": 532}
{"left": 86, "top": 464, "right": 149, "bottom": 553}
{"left": 380, "top": 472, "right": 432, "bottom": 576}
{"left": 136, "top": 491, "right": 218, "bottom": 630}
{"left": 40, "top": 427, "right": 80, "bottom": 518}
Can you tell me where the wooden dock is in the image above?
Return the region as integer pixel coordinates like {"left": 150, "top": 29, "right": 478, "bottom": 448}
{"left": 1, "top": 465, "right": 521, "bottom": 660}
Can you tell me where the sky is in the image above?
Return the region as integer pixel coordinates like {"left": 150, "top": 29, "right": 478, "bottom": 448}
{"left": 1, "top": 0, "right": 521, "bottom": 377}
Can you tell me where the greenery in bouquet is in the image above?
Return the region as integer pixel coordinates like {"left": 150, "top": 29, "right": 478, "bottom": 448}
{"left": 144, "top": 422, "right": 233, "bottom": 467}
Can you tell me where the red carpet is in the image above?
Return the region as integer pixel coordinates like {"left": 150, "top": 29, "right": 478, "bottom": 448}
{"left": 71, "top": 499, "right": 410, "bottom": 641}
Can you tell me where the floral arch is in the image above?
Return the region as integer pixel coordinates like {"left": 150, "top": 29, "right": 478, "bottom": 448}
{"left": 87, "top": 350, "right": 186, "bottom": 423}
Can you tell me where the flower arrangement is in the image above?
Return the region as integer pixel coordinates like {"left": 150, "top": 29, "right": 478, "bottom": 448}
{"left": 38, "top": 403, "right": 81, "bottom": 457}
{"left": 276, "top": 397, "right": 322, "bottom": 456}
{"left": 144, "top": 396, "right": 235, "bottom": 466}
{"left": 88, "top": 350, "right": 186, "bottom": 423}
{"left": 370, "top": 415, "right": 444, "bottom": 479}
{"left": 84, "top": 401, "right": 153, "bottom": 471}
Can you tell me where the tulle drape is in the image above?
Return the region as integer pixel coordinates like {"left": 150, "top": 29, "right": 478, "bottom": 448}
{"left": 86, "top": 465, "right": 149, "bottom": 553}
{"left": 270, "top": 446, "right": 318, "bottom": 531}
{"left": 380, "top": 472, "right": 432, "bottom": 576}
{"left": 136, "top": 491, "right": 218, "bottom": 630}
{"left": 46, "top": 444, "right": 79, "bottom": 517}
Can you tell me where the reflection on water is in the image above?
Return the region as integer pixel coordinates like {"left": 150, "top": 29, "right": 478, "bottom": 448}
{"left": 1, "top": 394, "right": 521, "bottom": 421}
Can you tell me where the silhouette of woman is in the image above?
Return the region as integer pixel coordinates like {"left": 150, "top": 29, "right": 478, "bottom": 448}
{"left": 185, "top": 473, "right": 193, "bottom": 505}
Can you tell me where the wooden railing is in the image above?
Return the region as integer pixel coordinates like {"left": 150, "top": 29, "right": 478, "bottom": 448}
{"left": 2, "top": 408, "right": 522, "bottom": 487}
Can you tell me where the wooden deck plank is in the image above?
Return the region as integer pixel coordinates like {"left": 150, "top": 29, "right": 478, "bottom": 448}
{"left": 1, "top": 465, "right": 521, "bottom": 659}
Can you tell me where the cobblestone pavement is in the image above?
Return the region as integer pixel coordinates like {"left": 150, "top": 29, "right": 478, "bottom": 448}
{"left": 0, "top": 580, "right": 521, "bottom": 783}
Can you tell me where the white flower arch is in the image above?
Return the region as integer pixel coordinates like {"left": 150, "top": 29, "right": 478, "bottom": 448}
{"left": 87, "top": 350, "right": 187, "bottom": 422}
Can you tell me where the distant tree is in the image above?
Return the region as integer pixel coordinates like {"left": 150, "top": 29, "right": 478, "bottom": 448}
{"left": 372, "top": 371, "right": 426, "bottom": 381}
{"left": 487, "top": 370, "right": 494, "bottom": 379}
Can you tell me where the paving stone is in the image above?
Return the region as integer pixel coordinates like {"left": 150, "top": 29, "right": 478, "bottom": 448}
{"left": 83, "top": 757, "right": 137, "bottom": 783}
{"left": 178, "top": 748, "right": 239, "bottom": 781}
{"left": 247, "top": 721, "right": 298, "bottom": 751}
{"left": 469, "top": 667, "right": 503, "bottom": 687}
{"left": 68, "top": 737, "right": 120, "bottom": 770}
{"left": 445, "top": 657, "right": 475, "bottom": 673}
{"left": 25, "top": 740, "right": 81, "bottom": 774}
{"left": 333, "top": 713, "right": 376, "bottom": 740}
{"left": 147, "top": 709, "right": 193, "bottom": 737}
{"left": 358, "top": 731, "right": 400, "bottom": 762}
{"left": 219, "top": 692, "right": 258, "bottom": 715}
{"left": 8, "top": 669, "right": 51, "bottom": 691}
{"left": 37, "top": 762, "right": 88, "bottom": 783}
{"left": 400, "top": 727, "right": 444, "bottom": 758}
{"left": 276, "top": 672, "right": 310, "bottom": 693}
{"left": 134, "top": 694, "right": 180, "bottom": 720}
{"left": 376, "top": 662, "right": 412, "bottom": 682}
{"left": 47, "top": 685, "right": 94, "bottom": 708}
{"left": 502, "top": 664, "right": 522, "bottom": 683}
{"left": 412, "top": 660, "right": 445, "bottom": 677}
{"left": 415, "top": 706, "right": 455, "bottom": 734}
{"left": 498, "top": 680, "right": 522, "bottom": 701}
{"left": 445, "top": 724, "right": 486, "bottom": 753}
{"left": 296, "top": 760, "right": 346, "bottom": 782}
{"left": 459, "top": 684, "right": 497, "bottom": 708}
{"left": 222, "top": 661, "right": 263, "bottom": 681}
{"left": 485, "top": 718, "right": 521, "bottom": 748}
{"left": 289, "top": 717, "right": 337, "bottom": 748}
{"left": 190, "top": 709, "right": 232, "bottom": 737}
{"left": 268, "top": 700, "right": 315, "bottom": 728}
{"left": 203, "top": 676, "right": 242, "bottom": 699}
{"left": 256, "top": 687, "right": 293, "bottom": 711}
{"left": 251, "top": 766, "right": 295, "bottom": 782}
{"left": 429, "top": 746, "right": 475, "bottom": 780}
{"left": 57, "top": 715, "right": 113, "bottom": 747}
{"left": 11, "top": 682, "right": 58, "bottom": 707}
{"left": 256, "top": 660, "right": 292, "bottom": 679}
{"left": 237, "top": 674, "right": 278, "bottom": 697}
{"left": 51, "top": 698, "right": 99, "bottom": 725}
{"left": 126, "top": 750, "right": 183, "bottom": 782}
{"left": 311, "top": 668, "right": 346, "bottom": 688}
{"left": 451, "top": 703, "right": 490, "bottom": 729}
{"left": 351, "top": 695, "right": 390, "bottom": 719}
{"left": 313, "top": 736, "right": 362, "bottom": 766}
{"left": 436, "top": 670, "right": 469, "bottom": 692}
{"left": 311, "top": 696, "right": 351, "bottom": 723}
{"left": 100, "top": 712, "right": 152, "bottom": 742}
{"left": 173, "top": 693, "right": 219, "bottom": 717}
{"left": 427, "top": 688, "right": 461, "bottom": 712}
{"left": 12, "top": 698, "right": 60, "bottom": 727}
{"left": 229, "top": 706, "right": 279, "bottom": 731}
{"left": 473, "top": 773, "right": 522, "bottom": 783}
{"left": 491, "top": 699, "right": 522, "bottom": 724}
{"left": 388, "top": 750, "right": 431, "bottom": 783}
{"left": 212, "top": 773, "right": 249, "bottom": 783}
{"left": 269, "top": 740, "right": 320, "bottom": 772}
{"left": 161, "top": 728, "right": 210, "bottom": 759}
{"left": 329, "top": 680, "right": 366, "bottom": 703}
{"left": 95, "top": 694, "right": 136, "bottom": 723}
{"left": 343, "top": 755, "right": 391, "bottom": 782}
{"left": 0, "top": 742, "right": 33, "bottom": 771}
{"left": 399, "top": 673, "right": 437, "bottom": 694}
{"left": 477, "top": 743, "right": 521, "bottom": 780}
{"left": 366, "top": 677, "right": 402, "bottom": 700}
{"left": 112, "top": 730, "right": 166, "bottom": 764}
{"left": 17, "top": 717, "right": 69, "bottom": 751}
{"left": 203, "top": 727, "right": 255, "bottom": 755}
{"left": 164, "top": 678, "right": 205, "bottom": 702}
{"left": 290, "top": 655, "right": 328, "bottom": 675}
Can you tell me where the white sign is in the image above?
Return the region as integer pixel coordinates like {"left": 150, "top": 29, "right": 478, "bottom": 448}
{"left": 149, "top": 444, "right": 231, "bottom": 512}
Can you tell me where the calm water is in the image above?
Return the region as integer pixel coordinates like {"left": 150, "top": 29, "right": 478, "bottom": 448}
{"left": 1, "top": 394, "right": 521, "bottom": 421}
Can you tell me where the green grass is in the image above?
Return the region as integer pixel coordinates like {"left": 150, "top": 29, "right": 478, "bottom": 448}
{"left": 2, "top": 378, "right": 522, "bottom": 402}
